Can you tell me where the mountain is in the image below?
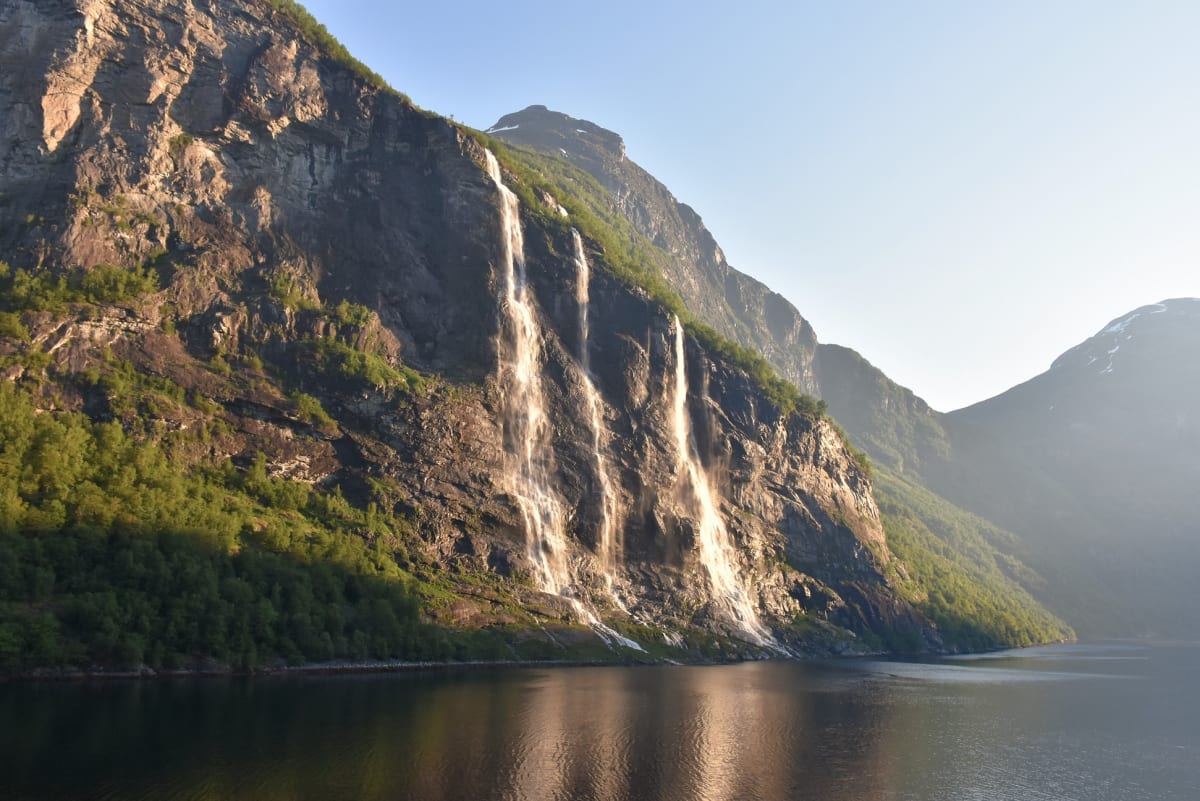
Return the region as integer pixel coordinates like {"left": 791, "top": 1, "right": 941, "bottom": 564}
{"left": 487, "top": 106, "right": 1070, "bottom": 648}
{"left": 924, "top": 299, "right": 1200, "bottom": 636}
{"left": 485, "top": 106, "right": 958, "bottom": 478}
{"left": 486, "top": 109, "right": 1200, "bottom": 642}
{"left": 0, "top": 0, "right": 1049, "bottom": 673}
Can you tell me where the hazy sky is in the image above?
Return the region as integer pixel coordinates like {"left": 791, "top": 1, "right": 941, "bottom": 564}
{"left": 300, "top": 0, "right": 1199, "bottom": 411}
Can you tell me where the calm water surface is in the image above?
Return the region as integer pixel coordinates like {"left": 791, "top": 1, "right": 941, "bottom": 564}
{"left": 1, "top": 643, "right": 1197, "bottom": 801}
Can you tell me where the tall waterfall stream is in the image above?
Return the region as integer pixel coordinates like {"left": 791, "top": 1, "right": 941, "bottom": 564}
{"left": 485, "top": 151, "right": 640, "bottom": 651}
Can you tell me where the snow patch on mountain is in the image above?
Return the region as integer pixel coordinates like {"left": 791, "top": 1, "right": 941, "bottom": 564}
{"left": 1104, "top": 314, "right": 1140, "bottom": 335}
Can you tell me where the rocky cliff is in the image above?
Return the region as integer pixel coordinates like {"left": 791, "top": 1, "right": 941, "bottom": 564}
{"left": 0, "top": 0, "right": 938, "bottom": 661}
{"left": 486, "top": 105, "right": 1071, "bottom": 649}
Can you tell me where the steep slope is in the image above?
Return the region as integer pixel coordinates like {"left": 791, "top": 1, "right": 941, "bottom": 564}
{"left": 487, "top": 106, "right": 822, "bottom": 395}
{"left": 812, "top": 344, "right": 952, "bottom": 476}
{"left": 489, "top": 106, "right": 1070, "bottom": 648}
{"left": 926, "top": 299, "right": 1200, "bottom": 637}
{"left": 486, "top": 106, "right": 958, "bottom": 480}
{"left": 0, "top": 0, "right": 943, "bottom": 670}
{"left": 872, "top": 471, "right": 1071, "bottom": 649}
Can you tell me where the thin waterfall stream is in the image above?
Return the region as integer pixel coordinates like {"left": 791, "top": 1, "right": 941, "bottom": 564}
{"left": 571, "top": 229, "right": 626, "bottom": 609}
{"left": 483, "top": 149, "right": 571, "bottom": 597}
{"left": 669, "top": 316, "right": 776, "bottom": 646}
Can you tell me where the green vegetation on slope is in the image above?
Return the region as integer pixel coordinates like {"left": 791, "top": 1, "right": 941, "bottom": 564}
{"left": 875, "top": 469, "right": 1073, "bottom": 650}
{"left": 0, "top": 261, "right": 159, "bottom": 312}
{"left": 303, "top": 337, "right": 427, "bottom": 393}
{"left": 0, "top": 383, "right": 513, "bottom": 672}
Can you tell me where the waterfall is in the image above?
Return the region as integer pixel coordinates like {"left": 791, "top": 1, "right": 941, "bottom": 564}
{"left": 571, "top": 229, "right": 624, "bottom": 597}
{"left": 483, "top": 153, "right": 643, "bottom": 652}
{"left": 484, "top": 149, "right": 572, "bottom": 597}
{"left": 669, "top": 316, "right": 775, "bottom": 646}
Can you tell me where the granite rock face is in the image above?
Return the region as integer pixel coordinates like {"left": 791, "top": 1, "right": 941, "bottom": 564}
{"left": 0, "top": 0, "right": 936, "bottom": 652}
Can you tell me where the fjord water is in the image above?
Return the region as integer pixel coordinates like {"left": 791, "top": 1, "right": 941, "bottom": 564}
{"left": 3, "top": 644, "right": 1197, "bottom": 801}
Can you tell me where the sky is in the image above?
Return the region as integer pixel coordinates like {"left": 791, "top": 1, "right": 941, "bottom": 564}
{"left": 300, "top": 0, "right": 1199, "bottom": 411}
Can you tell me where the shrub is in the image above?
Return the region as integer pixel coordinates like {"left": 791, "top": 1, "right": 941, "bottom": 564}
{"left": 269, "top": 274, "right": 320, "bottom": 311}
{"left": 332, "top": 300, "right": 372, "bottom": 329}
{"left": 0, "top": 312, "right": 29, "bottom": 341}
{"left": 0, "top": 264, "right": 158, "bottom": 312}
{"left": 291, "top": 391, "right": 336, "bottom": 428}
{"left": 305, "top": 337, "right": 426, "bottom": 393}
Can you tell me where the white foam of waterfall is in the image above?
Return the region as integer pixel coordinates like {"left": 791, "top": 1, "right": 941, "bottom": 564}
{"left": 669, "top": 316, "right": 775, "bottom": 646}
{"left": 571, "top": 229, "right": 625, "bottom": 607}
{"left": 484, "top": 153, "right": 643, "bottom": 653}
{"left": 484, "top": 149, "right": 572, "bottom": 597}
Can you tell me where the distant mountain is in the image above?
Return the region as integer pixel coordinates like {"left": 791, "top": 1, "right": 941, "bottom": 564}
{"left": 925, "top": 299, "right": 1200, "bottom": 636}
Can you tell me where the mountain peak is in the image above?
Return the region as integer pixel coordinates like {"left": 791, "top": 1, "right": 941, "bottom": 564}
{"left": 486, "top": 105, "right": 625, "bottom": 159}
{"left": 1098, "top": 297, "right": 1199, "bottom": 333}
{"left": 1051, "top": 298, "right": 1200, "bottom": 376}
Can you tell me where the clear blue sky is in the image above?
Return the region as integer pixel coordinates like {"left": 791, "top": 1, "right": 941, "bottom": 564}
{"left": 301, "top": 0, "right": 1199, "bottom": 411}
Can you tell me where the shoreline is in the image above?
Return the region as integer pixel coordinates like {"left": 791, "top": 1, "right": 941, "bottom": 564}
{"left": 1, "top": 655, "right": 695, "bottom": 683}
{"left": 2, "top": 638, "right": 1088, "bottom": 684}
{"left": 3, "top": 650, "right": 828, "bottom": 683}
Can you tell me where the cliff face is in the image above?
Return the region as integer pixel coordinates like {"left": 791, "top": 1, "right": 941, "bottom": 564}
{"left": 2, "top": 0, "right": 498, "bottom": 377}
{"left": 0, "top": 0, "right": 932, "bottom": 655}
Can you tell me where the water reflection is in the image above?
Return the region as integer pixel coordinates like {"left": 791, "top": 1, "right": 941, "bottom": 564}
{"left": 2, "top": 645, "right": 1197, "bottom": 801}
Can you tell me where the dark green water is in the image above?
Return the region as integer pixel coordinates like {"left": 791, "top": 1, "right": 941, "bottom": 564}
{"left": 1, "top": 643, "right": 1196, "bottom": 801}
